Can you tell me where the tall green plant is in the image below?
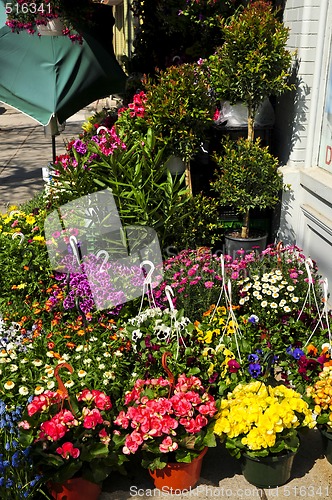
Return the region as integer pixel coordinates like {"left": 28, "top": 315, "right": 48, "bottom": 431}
{"left": 208, "top": 0, "right": 293, "bottom": 141}
{"left": 50, "top": 128, "right": 189, "bottom": 250}
{"left": 210, "top": 137, "right": 284, "bottom": 238}
{"left": 143, "top": 62, "right": 215, "bottom": 163}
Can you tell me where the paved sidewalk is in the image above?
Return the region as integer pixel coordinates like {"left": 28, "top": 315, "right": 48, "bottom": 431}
{"left": 1, "top": 104, "right": 332, "bottom": 499}
{"left": 0, "top": 102, "right": 100, "bottom": 211}
{"left": 101, "top": 430, "right": 332, "bottom": 500}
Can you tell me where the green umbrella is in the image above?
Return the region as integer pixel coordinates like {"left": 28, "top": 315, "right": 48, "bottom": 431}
{"left": 0, "top": 24, "right": 127, "bottom": 127}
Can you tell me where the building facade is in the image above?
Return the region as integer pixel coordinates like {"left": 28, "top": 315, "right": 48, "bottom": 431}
{"left": 275, "top": 0, "right": 332, "bottom": 296}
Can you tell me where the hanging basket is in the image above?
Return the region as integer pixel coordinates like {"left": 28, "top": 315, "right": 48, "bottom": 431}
{"left": 37, "top": 18, "right": 64, "bottom": 36}
{"left": 240, "top": 451, "right": 296, "bottom": 488}
{"left": 147, "top": 353, "right": 208, "bottom": 492}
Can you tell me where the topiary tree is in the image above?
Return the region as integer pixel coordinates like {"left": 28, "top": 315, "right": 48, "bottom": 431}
{"left": 207, "top": 0, "right": 293, "bottom": 142}
{"left": 210, "top": 136, "right": 285, "bottom": 239}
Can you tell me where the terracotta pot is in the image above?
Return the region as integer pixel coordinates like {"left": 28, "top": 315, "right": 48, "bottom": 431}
{"left": 48, "top": 477, "right": 102, "bottom": 500}
{"left": 148, "top": 447, "right": 207, "bottom": 492}
{"left": 240, "top": 451, "right": 296, "bottom": 488}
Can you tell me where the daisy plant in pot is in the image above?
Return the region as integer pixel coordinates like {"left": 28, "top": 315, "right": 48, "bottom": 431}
{"left": 213, "top": 380, "right": 315, "bottom": 488}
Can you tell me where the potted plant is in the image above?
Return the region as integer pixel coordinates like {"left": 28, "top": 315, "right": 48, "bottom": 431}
{"left": 306, "top": 365, "right": 332, "bottom": 464}
{"left": 17, "top": 363, "right": 125, "bottom": 499}
{"left": 213, "top": 380, "right": 315, "bottom": 488}
{"left": 3, "top": 0, "right": 97, "bottom": 42}
{"left": 207, "top": 0, "right": 293, "bottom": 142}
{"left": 210, "top": 136, "right": 285, "bottom": 253}
{"left": 113, "top": 361, "right": 218, "bottom": 491}
{"left": 143, "top": 62, "right": 216, "bottom": 194}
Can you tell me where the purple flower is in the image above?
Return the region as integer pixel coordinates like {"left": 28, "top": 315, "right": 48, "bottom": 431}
{"left": 248, "top": 314, "right": 259, "bottom": 324}
{"left": 73, "top": 139, "right": 87, "bottom": 155}
{"left": 248, "top": 363, "right": 262, "bottom": 378}
{"left": 292, "top": 348, "right": 305, "bottom": 360}
{"left": 248, "top": 353, "right": 259, "bottom": 363}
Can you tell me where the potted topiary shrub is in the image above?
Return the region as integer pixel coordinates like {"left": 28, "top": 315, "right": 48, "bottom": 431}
{"left": 207, "top": 0, "right": 294, "bottom": 142}
{"left": 143, "top": 61, "right": 215, "bottom": 194}
{"left": 210, "top": 136, "right": 285, "bottom": 256}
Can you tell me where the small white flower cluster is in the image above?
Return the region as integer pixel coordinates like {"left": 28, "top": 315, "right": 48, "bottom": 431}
{"left": 238, "top": 269, "right": 300, "bottom": 314}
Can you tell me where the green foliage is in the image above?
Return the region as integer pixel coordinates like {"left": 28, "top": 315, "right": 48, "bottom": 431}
{"left": 143, "top": 63, "right": 215, "bottom": 162}
{"left": 164, "top": 193, "right": 222, "bottom": 253}
{"left": 49, "top": 128, "right": 189, "bottom": 250}
{"left": 207, "top": 0, "right": 293, "bottom": 138}
{"left": 210, "top": 136, "right": 284, "bottom": 237}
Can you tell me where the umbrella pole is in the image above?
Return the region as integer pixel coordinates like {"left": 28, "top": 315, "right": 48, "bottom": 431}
{"left": 52, "top": 134, "right": 56, "bottom": 164}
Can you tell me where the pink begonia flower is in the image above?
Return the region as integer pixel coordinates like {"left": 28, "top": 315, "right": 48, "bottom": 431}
{"left": 180, "top": 415, "right": 208, "bottom": 433}
{"left": 204, "top": 281, "right": 214, "bottom": 288}
{"left": 78, "top": 389, "right": 112, "bottom": 410}
{"left": 83, "top": 408, "right": 104, "bottom": 429}
{"left": 171, "top": 395, "right": 193, "bottom": 418}
{"left": 124, "top": 430, "right": 144, "bottom": 454}
{"left": 18, "top": 420, "right": 30, "bottom": 430}
{"left": 99, "top": 428, "right": 111, "bottom": 445}
{"left": 56, "top": 442, "right": 80, "bottom": 460}
{"left": 159, "top": 436, "right": 178, "bottom": 453}
{"left": 40, "top": 419, "right": 68, "bottom": 442}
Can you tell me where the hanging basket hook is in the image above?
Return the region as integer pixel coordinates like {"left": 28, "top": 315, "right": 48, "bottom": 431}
{"left": 162, "top": 351, "right": 175, "bottom": 398}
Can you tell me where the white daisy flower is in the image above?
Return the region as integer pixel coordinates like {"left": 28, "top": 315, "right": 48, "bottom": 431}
{"left": 4, "top": 381, "right": 15, "bottom": 390}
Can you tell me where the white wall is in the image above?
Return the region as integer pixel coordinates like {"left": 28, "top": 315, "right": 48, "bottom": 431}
{"left": 276, "top": 0, "right": 332, "bottom": 297}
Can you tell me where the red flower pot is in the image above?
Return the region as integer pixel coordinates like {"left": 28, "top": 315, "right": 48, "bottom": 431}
{"left": 148, "top": 447, "right": 207, "bottom": 492}
{"left": 48, "top": 477, "right": 102, "bottom": 500}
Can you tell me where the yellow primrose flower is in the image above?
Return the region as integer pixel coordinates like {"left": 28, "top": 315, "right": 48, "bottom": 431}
{"left": 33, "top": 235, "right": 45, "bottom": 243}
{"left": 25, "top": 214, "right": 36, "bottom": 225}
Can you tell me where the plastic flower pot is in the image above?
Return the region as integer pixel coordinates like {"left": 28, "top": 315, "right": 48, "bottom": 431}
{"left": 240, "top": 451, "right": 296, "bottom": 488}
{"left": 224, "top": 231, "right": 268, "bottom": 259}
{"left": 148, "top": 447, "right": 208, "bottom": 492}
{"left": 47, "top": 477, "right": 102, "bottom": 500}
{"left": 320, "top": 427, "right": 332, "bottom": 465}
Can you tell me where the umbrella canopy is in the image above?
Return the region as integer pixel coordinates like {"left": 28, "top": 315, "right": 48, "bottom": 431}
{"left": 0, "top": 7, "right": 127, "bottom": 126}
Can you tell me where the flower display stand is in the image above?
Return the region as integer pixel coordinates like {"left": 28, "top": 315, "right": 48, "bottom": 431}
{"left": 148, "top": 447, "right": 208, "bottom": 492}
{"left": 240, "top": 451, "right": 296, "bottom": 488}
{"left": 48, "top": 477, "right": 102, "bottom": 500}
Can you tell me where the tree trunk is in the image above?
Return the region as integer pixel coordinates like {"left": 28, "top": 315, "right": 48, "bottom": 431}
{"left": 247, "top": 114, "right": 255, "bottom": 142}
{"left": 185, "top": 161, "right": 192, "bottom": 196}
{"left": 241, "top": 209, "right": 250, "bottom": 238}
